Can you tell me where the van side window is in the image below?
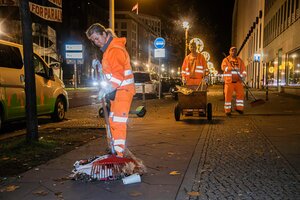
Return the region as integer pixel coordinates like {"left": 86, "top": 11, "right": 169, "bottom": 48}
{"left": 33, "top": 54, "right": 48, "bottom": 77}
{"left": 0, "top": 43, "right": 23, "bottom": 69}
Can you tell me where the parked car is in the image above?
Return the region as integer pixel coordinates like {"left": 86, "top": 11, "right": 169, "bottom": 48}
{"left": 0, "top": 40, "right": 69, "bottom": 130}
{"left": 133, "top": 71, "right": 159, "bottom": 98}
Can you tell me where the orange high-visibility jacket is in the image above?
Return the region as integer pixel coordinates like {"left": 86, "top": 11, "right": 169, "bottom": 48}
{"left": 101, "top": 38, "right": 136, "bottom": 95}
{"left": 181, "top": 53, "right": 207, "bottom": 82}
{"left": 221, "top": 56, "right": 246, "bottom": 84}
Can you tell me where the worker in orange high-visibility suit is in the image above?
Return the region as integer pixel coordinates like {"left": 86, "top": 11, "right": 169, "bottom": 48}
{"left": 221, "top": 46, "right": 247, "bottom": 116}
{"left": 86, "top": 23, "right": 135, "bottom": 157}
{"left": 181, "top": 41, "right": 207, "bottom": 88}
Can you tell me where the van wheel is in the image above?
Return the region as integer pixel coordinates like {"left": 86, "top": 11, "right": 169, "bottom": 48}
{"left": 52, "top": 98, "right": 65, "bottom": 122}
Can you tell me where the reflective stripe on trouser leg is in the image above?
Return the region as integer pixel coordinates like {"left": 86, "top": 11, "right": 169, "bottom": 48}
{"left": 224, "top": 83, "right": 234, "bottom": 113}
{"left": 234, "top": 82, "right": 245, "bottom": 111}
{"left": 109, "top": 90, "right": 133, "bottom": 157}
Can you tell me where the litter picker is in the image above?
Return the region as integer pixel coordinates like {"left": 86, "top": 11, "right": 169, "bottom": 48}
{"left": 223, "top": 53, "right": 265, "bottom": 107}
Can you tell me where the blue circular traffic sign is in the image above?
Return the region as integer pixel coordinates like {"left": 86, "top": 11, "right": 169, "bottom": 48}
{"left": 154, "top": 37, "right": 165, "bottom": 49}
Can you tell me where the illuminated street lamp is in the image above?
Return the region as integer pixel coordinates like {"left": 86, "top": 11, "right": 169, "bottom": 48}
{"left": 182, "top": 21, "right": 189, "bottom": 57}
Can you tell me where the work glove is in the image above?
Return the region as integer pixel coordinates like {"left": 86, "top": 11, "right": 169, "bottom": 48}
{"left": 98, "top": 89, "right": 106, "bottom": 100}
{"left": 98, "top": 80, "right": 116, "bottom": 100}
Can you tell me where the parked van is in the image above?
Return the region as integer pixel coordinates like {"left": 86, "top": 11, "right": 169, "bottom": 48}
{"left": 133, "top": 71, "right": 159, "bottom": 98}
{"left": 0, "top": 40, "right": 69, "bottom": 129}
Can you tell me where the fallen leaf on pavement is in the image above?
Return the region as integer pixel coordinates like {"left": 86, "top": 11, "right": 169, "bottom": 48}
{"left": 2, "top": 185, "right": 20, "bottom": 192}
{"left": 169, "top": 171, "right": 180, "bottom": 175}
{"left": 129, "top": 191, "right": 142, "bottom": 197}
{"left": 1, "top": 157, "right": 10, "bottom": 160}
{"left": 33, "top": 190, "right": 48, "bottom": 196}
{"left": 187, "top": 191, "right": 200, "bottom": 196}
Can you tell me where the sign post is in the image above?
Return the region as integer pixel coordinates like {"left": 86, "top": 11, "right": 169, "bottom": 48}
{"left": 65, "top": 44, "right": 83, "bottom": 89}
{"left": 154, "top": 37, "right": 166, "bottom": 99}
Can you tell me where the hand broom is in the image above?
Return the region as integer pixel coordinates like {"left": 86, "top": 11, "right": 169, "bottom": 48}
{"left": 90, "top": 96, "right": 146, "bottom": 181}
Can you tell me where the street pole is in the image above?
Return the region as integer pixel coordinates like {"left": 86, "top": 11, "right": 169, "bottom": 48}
{"left": 185, "top": 28, "right": 188, "bottom": 57}
{"left": 74, "top": 62, "right": 77, "bottom": 89}
{"left": 19, "top": 0, "right": 39, "bottom": 142}
{"left": 158, "top": 59, "right": 161, "bottom": 99}
{"left": 109, "top": 0, "right": 115, "bottom": 32}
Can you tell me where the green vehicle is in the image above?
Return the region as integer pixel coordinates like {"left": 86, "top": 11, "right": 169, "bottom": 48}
{"left": 0, "top": 40, "right": 69, "bottom": 130}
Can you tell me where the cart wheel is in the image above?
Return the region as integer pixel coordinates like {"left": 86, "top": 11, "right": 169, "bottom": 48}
{"left": 99, "top": 108, "right": 104, "bottom": 118}
{"left": 137, "top": 106, "right": 147, "bottom": 117}
{"left": 174, "top": 104, "right": 181, "bottom": 121}
{"left": 98, "top": 105, "right": 110, "bottom": 118}
{"left": 207, "top": 103, "right": 212, "bottom": 120}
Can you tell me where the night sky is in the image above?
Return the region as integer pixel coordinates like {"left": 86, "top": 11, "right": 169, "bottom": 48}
{"left": 115, "top": 0, "right": 235, "bottom": 71}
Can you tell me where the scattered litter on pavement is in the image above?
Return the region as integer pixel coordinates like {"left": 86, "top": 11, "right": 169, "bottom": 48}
{"left": 169, "top": 171, "right": 180, "bottom": 175}
{"left": 33, "top": 190, "right": 48, "bottom": 196}
{"left": 129, "top": 191, "right": 143, "bottom": 197}
{"left": 0, "top": 185, "right": 20, "bottom": 192}
{"left": 122, "top": 173, "right": 141, "bottom": 184}
{"left": 187, "top": 191, "right": 200, "bottom": 196}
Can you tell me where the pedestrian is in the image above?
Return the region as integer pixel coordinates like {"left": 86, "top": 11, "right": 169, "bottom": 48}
{"left": 181, "top": 40, "right": 207, "bottom": 90}
{"left": 86, "top": 23, "right": 136, "bottom": 157}
{"left": 221, "top": 46, "right": 247, "bottom": 116}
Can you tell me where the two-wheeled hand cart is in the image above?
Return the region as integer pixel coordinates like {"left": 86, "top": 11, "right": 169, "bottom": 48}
{"left": 174, "top": 87, "right": 212, "bottom": 121}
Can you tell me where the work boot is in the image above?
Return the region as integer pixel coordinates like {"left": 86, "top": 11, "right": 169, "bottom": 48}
{"left": 235, "top": 109, "right": 244, "bottom": 114}
{"left": 225, "top": 112, "right": 231, "bottom": 117}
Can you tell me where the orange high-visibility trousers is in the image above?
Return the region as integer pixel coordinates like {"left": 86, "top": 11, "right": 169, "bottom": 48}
{"left": 109, "top": 90, "right": 133, "bottom": 157}
{"left": 224, "top": 82, "right": 244, "bottom": 113}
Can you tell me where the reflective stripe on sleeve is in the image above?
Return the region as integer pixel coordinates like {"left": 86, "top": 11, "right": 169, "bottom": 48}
{"left": 231, "top": 71, "right": 238, "bottom": 74}
{"left": 121, "top": 78, "right": 134, "bottom": 86}
{"left": 111, "top": 77, "right": 122, "bottom": 86}
{"left": 224, "top": 105, "right": 231, "bottom": 109}
{"left": 124, "top": 70, "right": 132, "bottom": 76}
{"left": 185, "top": 68, "right": 189, "bottom": 71}
{"left": 196, "top": 66, "right": 203, "bottom": 69}
{"left": 185, "top": 72, "right": 190, "bottom": 75}
{"left": 225, "top": 67, "right": 228, "bottom": 72}
{"left": 223, "top": 74, "right": 232, "bottom": 77}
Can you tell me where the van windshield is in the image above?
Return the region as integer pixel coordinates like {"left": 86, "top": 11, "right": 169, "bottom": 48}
{"left": 133, "top": 72, "right": 151, "bottom": 83}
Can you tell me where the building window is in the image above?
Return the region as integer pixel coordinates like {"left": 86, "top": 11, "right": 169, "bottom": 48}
{"left": 120, "top": 31, "right": 127, "bottom": 37}
{"left": 121, "top": 22, "right": 127, "bottom": 29}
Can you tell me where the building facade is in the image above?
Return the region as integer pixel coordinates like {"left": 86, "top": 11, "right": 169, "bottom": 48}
{"left": 232, "top": 0, "right": 300, "bottom": 95}
{"left": 115, "top": 11, "right": 161, "bottom": 73}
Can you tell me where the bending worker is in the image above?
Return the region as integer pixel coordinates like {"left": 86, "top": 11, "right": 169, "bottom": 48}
{"left": 181, "top": 40, "right": 207, "bottom": 89}
{"left": 86, "top": 23, "right": 135, "bottom": 157}
{"left": 221, "top": 46, "right": 247, "bottom": 116}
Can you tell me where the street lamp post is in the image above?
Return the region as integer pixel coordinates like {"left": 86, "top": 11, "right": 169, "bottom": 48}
{"left": 109, "top": 0, "right": 115, "bottom": 31}
{"left": 182, "top": 21, "right": 189, "bottom": 57}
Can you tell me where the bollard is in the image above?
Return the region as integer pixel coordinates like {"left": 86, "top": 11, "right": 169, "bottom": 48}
{"left": 266, "top": 84, "right": 269, "bottom": 101}
{"left": 142, "top": 83, "right": 146, "bottom": 103}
